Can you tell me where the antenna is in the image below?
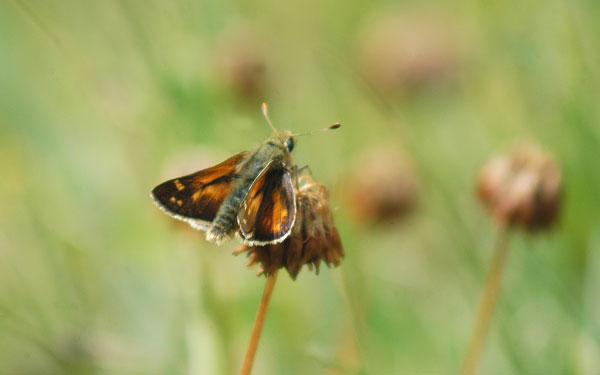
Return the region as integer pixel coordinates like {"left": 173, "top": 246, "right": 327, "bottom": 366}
{"left": 294, "top": 122, "right": 342, "bottom": 137}
{"left": 261, "top": 102, "right": 277, "bottom": 132}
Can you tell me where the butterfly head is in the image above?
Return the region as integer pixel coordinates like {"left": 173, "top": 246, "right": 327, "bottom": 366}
{"left": 261, "top": 102, "right": 339, "bottom": 154}
{"left": 269, "top": 129, "right": 296, "bottom": 153}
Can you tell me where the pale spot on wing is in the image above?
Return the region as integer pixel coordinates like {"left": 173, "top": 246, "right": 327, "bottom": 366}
{"left": 174, "top": 180, "right": 185, "bottom": 191}
{"left": 192, "top": 190, "right": 201, "bottom": 201}
{"left": 170, "top": 197, "right": 176, "bottom": 203}
{"left": 177, "top": 200, "right": 183, "bottom": 206}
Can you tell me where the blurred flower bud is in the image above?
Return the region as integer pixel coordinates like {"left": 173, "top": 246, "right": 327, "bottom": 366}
{"left": 235, "top": 175, "right": 344, "bottom": 279}
{"left": 216, "top": 25, "right": 268, "bottom": 101}
{"left": 346, "top": 149, "right": 418, "bottom": 225}
{"left": 477, "top": 144, "right": 562, "bottom": 231}
{"left": 357, "top": 8, "right": 461, "bottom": 95}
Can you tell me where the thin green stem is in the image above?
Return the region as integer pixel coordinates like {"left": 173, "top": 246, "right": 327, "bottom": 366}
{"left": 462, "top": 226, "right": 511, "bottom": 375}
{"left": 240, "top": 271, "right": 278, "bottom": 375}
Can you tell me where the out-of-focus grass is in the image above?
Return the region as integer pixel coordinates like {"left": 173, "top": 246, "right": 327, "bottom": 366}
{"left": 1, "top": 0, "right": 599, "bottom": 374}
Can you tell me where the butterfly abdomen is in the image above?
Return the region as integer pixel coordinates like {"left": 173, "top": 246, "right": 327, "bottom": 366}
{"left": 207, "top": 188, "right": 245, "bottom": 243}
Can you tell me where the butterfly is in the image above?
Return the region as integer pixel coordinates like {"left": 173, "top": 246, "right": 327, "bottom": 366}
{"left": 151, "top": 103, "right": 340, "bottom": 246}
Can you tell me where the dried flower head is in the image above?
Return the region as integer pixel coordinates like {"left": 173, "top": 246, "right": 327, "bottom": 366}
{"left": 347, "top": 149, "right": 418, "bottom": 225}
{"left": 477, "top": 144, "right": 562, "bottom": 231}
{"left": 235, "top": 175, "right": 344, "bottom": 279}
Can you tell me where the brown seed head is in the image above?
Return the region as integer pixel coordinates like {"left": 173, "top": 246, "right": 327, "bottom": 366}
{"left": 347, "top": 149, "right": 418, "bottom": 225}
{"left": 235, "top": 175, "right": 344, "bottom": 279}
{"left": 357, "top": 8, "right": 461, "bottom": 95}
{"left": 476, "top": 144, "right": 562, "bottom": 231}
{"left": 216, "top": 26, "right": 268, "bottom": 100}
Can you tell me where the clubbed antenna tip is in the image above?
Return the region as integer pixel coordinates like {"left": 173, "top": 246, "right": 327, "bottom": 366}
{"left": 261, "top": 102, "right": 277, "bottom": 132}
{"left": 261, "top": 102, "right": 268, "bottom": 116}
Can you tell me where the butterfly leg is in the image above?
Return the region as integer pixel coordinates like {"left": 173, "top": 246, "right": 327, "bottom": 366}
{"left": 297, "top": 165, "right": 313, "bottom": 176}
{"left": 295, "top": 165, "right": 316, "bottom": 189}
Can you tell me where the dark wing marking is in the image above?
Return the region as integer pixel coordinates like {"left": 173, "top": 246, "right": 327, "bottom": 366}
{"left": 151, "top": 152, "right": 248, "bottom": 230}
{"left": 237, "top": 162, "right": 296, "bottom": 245}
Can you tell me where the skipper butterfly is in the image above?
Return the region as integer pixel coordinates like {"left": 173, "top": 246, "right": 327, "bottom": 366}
{"left": 151, "top": 103, "right": 340, "bottom": 245}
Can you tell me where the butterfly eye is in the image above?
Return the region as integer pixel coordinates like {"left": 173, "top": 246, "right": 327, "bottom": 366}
{"left": 285, "top": 137, "right": 295, "bottom": 152}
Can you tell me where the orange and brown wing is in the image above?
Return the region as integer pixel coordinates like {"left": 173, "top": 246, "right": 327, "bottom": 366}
{"left": 237, "top": 162, "right": 296, "bottom": 245}
{"left": 151, "top": 152, "right": 248, "bottom": 230}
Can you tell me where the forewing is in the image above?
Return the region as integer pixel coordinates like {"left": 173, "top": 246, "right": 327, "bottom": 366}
{"left": 238, "top": 163, "right": 296, "bottom": 245}
{"left": 151, "top": 152, "right": 247, "bottom": 230}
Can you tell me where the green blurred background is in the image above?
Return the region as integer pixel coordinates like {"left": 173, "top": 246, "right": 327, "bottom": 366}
{"left": 1, "top": 0, "right": 600, "bottom": 374}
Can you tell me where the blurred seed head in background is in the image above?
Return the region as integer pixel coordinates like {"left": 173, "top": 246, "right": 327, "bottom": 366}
{"left": 476, "top": 143, "right": 562, "bottom": 231}
{"left": 346, "top": 149, "right": 419, "bottom": 225}
{"left": 216, "top": 24, "right": 269, "bottom": 101}
{"left": 357, "top": 7, "right": 462, "bottom": 96}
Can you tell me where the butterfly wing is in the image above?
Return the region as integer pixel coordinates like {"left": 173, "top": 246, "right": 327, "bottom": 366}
{"left": 237, "top": 161, "right": 297, "bottom": 245}
{"left": 151, "top": 152, "right": 248, "bottom": 230}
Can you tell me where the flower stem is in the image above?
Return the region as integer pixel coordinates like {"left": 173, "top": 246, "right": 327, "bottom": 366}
{"left": 240, "top": 271, "right": 278, "bottom": 375}
{"left": 462, "top": 226, "right": 511, "bottom": 375}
